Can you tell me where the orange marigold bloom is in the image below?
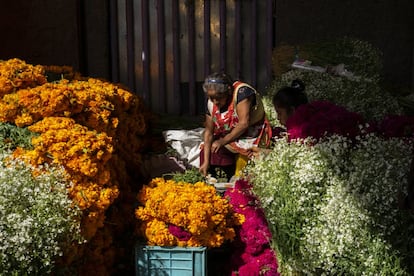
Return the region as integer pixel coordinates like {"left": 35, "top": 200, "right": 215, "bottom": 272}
{"left": 0, "top": 58, "right": 46, "bottom": 97}
{"left": 135, "top": 178, "right": 243, "bottom": 247}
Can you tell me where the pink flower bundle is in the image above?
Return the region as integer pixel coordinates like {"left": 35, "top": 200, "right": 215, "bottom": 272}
{"left": 375, "top": 114, "right": 414, "bottom": 139}
{"left": 168, "top": 224, "right": 192, "bottom": 241}
{"left": 286, "top": 100, "right": 364, "bottom": 141}
{"left": 225, "top": 179, "right": 279, "bottom": 276}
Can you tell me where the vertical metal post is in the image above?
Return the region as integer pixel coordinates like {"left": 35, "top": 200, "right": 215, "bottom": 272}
{"left": 266, "top": 0, "right": 273, "bottom": 84}
{"left": 219, "top": 0, "right": 226, "bottom": 72}
{"left": 234, "top": 0, "right": 241, "bottom": 79}
{"left": 126, "top": 0, "right": 135, "bottom": 91}
{"left": 251, "top": 0, "right": 257, "bottom": 87}
{"left": 141, "top": 0, "right": 150, "bottom": 102}
{"left": 204, "top": 0, "right": 211, "bottom": 77}
{"left": 172, "top": 0, "right": 181, "bottom": 113}
{"left": 187, "top": 0, "right": 196, "bottom": 115}
{"left": 157, "top": 0, "right": 166, "bottom": 112}
{"left": 109, "top": 0, "right": 119, "bottom": 83}
{"left": 76, "top": 0, "right": 87, "bottom": 76}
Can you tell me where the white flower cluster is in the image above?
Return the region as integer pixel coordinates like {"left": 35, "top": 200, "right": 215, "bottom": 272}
{"left": 0, "top": 153, "right": 84, "bottom": 275}
{"left": 262, "top": 69, "right": 403, "bottom": 124}
{"left": 247, "top": 134, "right": 414, "bottom": 275}
{"left": 334, "top": 37, "right": 383, "bottom": 82}
{"left": 262, "top": 37, "right": 401, "bottom": 125}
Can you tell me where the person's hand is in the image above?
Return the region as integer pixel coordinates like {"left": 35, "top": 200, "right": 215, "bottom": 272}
{"left": 248, "top": 146, "right": 261, "bottom": 159}
{"left": 199, "top": 162, "right": 209, "bottom": 176}
{"left": 211, "top": 139, "right": 224, "bottom": 153}
{"left": 248, "top": 146, "right": 271, "bottom": 159}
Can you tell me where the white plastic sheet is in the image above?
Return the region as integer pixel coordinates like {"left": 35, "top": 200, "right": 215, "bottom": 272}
{"left": 162, "top": 128, "right": 204, "bottom": 168}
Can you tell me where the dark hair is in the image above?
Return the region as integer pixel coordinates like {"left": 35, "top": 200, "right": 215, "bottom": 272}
{"left": 202, "top": 72, "right": 233, "bottom": 96}
{"left": 272, "top": 79, "right": 308, "bottom": 109}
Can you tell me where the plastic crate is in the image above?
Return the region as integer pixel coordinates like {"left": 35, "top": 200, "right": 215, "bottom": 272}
{"left": 135, "top": 245, "right": 207, "bottom": 276}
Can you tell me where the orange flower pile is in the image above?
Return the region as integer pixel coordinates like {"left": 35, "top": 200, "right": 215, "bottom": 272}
{"left": 0, "top": 58, "right": 149, "bottom": 274}
{"left": 136, "top": 177, "right": 245, "bottom": 247}
{"left": 0, "top": 58, "right": 46, "bottom": 97}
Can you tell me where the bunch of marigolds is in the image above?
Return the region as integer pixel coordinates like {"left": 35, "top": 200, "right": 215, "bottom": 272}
{"left": 135, "top": 177, "right": 245, "bottom": 247}
{"left": 0, "top": 58, "right": 149, "bottom": 275}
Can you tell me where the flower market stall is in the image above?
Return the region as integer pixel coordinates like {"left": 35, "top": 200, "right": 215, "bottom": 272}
{"left": 2, "top": 36, "right": 414, "bottom": 276}
{"left": 0, "top": 58, "right": 279, "bottom": 275}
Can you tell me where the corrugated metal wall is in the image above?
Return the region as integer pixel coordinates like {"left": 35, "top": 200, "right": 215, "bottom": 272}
{"left": 109, "top": 0, "right": 274, "bottom": 115}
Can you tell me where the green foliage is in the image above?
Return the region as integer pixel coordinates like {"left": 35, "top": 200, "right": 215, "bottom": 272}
{"left": 0, "top": 122, "right": 36, "bottom": 151}
{"left": 166, "top": 167, "right": 205, "bottom": 183}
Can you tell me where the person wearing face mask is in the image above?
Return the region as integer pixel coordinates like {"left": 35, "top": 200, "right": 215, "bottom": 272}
{"left": 199, "top": 72, "right": 272, "bottom": 179}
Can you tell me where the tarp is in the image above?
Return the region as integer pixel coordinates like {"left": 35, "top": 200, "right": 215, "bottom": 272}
{"left": 162, "top": 127, "right": 204, "bottom": 168}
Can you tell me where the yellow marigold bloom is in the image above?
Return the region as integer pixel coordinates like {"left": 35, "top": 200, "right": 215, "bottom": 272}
{"left": 0, "top": 94, "right": 19, "bottom": 122}
{"left": 28, "top": 117, "right": 113, "bottom": 177}
{"left": 15, "top": 113, "right": 34, "bottom": 127}
{"left": 136, "top": 178, "right": 242, "bottom": 247}
{"left": 0, "top": 58, "right": 46, "bottom": 97}
{"left": 142, "top": 219, "right": 176, "bottom": 246}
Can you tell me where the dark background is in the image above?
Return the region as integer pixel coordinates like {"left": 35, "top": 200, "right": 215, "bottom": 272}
{"left": 1, "top": 0, "right": 412, "bottom": 92}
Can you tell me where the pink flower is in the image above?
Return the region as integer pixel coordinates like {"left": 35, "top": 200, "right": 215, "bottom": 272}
{"left": 168, "top": 224, "right": 191, "bottom": 241}
{"left": 234, "top": 179, "right": 253, "bottom": 190}
{"left": 257, "top": 249, "right": 279, "bottom": 275}
{"left": 227, "top": 179, "right": 279, "bottom": 275}
{"left": 376, "top": 115, "right": 414, "bottom": 138}
{"left": 286, "top": 101, "right": 364, "bottom": 141}
{"left": 238, "top": 249, "right": 279, "bottom": 276}
{"left": 238, "top": 261, "right": 261, "bottom": 276}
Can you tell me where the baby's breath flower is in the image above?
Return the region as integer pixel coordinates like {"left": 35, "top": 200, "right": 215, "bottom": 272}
{"left": 0, "top": 153, "right": 84, "bottom": 275}
{"left": 247, "top": 134, "right": 414, "bottom": 275}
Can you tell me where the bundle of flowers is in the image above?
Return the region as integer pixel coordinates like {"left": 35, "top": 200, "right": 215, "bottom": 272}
{"left": 271, "top": 37, "right": 383, "bottom": 81}
{"left": 135, "top": 177, "right": 244, "bottom": 247}
{"left": 263, "top": 69, "right": 403, "bottom": 126}
{"left": 263, "top": 38, "right": 402, "bottom": 127}
{"left": 224, "top": 179, "right": 279, "bottom": 276}
{"left": 375, "top": 114, "right": 414, "bottom": 139}
{"left": 247, "top": 133, "right": 414, "bottom": 275}
{"left": 0, "top": 58, "right": 47, "bottom": 97}
{"left": 0, "top": 152, "right": 83, "bottom": 275}
{"left": 299, "top": 37, "right": 383, "bottom": 82}
{"left": 0, "top": 58, "right": 150, "bottom": 274}
{"left": 286, "top": 100, "right": 364, "bottom": 141}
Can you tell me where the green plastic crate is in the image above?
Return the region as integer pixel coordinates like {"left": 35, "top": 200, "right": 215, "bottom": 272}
{"left": 135, "top": 245, "right": 207, "bottom": 276}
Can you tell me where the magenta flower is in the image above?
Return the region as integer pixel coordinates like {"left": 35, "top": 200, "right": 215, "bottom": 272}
{"left": 376, "top": 114, "right": 414, "bottom": 138}
{"left": 168, "top": 224, "right": 191, "bottom": 241}
{"left": 238, "top": 261, "right": 261, "bottom": 276}
{"left": 225, "top": 179, "right": 279, "bottom": 275}
{"left": 286, "top": 100, "right": 364, "bottom": 141}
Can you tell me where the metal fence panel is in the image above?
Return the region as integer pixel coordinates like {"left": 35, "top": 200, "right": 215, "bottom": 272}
{"left": 110, "top": 0, "right": 274, "bottom": 115}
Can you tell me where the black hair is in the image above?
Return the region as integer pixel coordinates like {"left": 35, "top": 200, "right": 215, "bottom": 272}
{"left": 202, "top": 72, "right": 233, "bottom": 96}
{"left": 272, "top": 79, "right": 308, "bottom": 109}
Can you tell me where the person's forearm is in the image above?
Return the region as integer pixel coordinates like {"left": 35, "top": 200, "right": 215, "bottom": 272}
{"left": 220, "top": 121, "right": 249, "bottom": 145}
{"left": 203, "top": 131, "right": 213, "bottom": 163}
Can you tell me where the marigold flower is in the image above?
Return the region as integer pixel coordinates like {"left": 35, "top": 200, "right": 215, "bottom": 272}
{"left": 135, "top": 178, "right": 243, "bottom": 247}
